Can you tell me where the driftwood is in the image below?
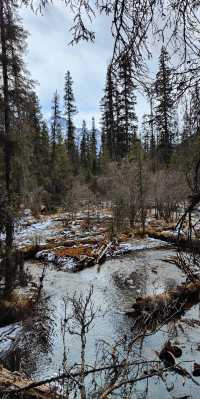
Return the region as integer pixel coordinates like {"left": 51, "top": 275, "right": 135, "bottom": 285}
{"left": 126, "top": 280, "right": 200, "bottom": 328}
{"left": 96, "top": 241, "right": 112, "bottom": 264}
{"left": 0, "top": 366, "right": 62, "bottom": 398}
{"left": 76, "top": 241, "right": 113, "bottom": 271}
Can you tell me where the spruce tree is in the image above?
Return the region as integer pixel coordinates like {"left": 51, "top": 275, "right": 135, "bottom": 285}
{"left": 15, "top": 91, "right": 50, "bottom": 203}
{"left": 80, "top": 119, "right": 89, "bottom": 170}
{"left": 116, "top": 54, "right": 138, "bottom": 159}
{"left": 100, "top": 65, "right": 116, "bottom": 160}
{"left": 64, "top": 70, "right": 77, "bottom": 169}
{"left": 27, "top": 93, "right": 50, "bottom": 188}
{"left": 90, "top": 117, "right": 97, "bottom": 174}
{"left": 100, "top": 59, "right": 138, "bottom": 162}
{"left": 189, "top": 83, "right": 200, "bottom": 136}
{"left": 0, "top": 0, "right": 32, "bottom": 293}
{"left": 154, "top": 46, "right": 175, "bottom": 164}
{"left": 50, "top": 91, "right": 62, "bottom": 166}
{"left": 48, "top": 91, "right": 70, "bottom": 207}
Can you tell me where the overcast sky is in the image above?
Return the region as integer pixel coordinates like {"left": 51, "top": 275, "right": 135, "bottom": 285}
{"left": 20, "top": 1, "right": 149, "bottom": 129}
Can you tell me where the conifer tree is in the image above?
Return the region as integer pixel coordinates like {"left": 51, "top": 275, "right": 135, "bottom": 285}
{"left": 90, "top": 117, "right": 97, "bottom": 174}
{"left": 154, "top": 46, "right": 175, "bottom": 164}
{"left": 0, "top": 0, "right": 32, "bottom": 292}
{"left": 100, "top": 65, "right": 116, "bottom": 160}
{"left": 190, "top": 83, "right": 200, "bottom": 136}
{"left": 100, "top": 59, "right": 138, "bottom": 162}
{"left": 116, "top": 54, "right": 138, "bottom": 159}
{"left": 48, "top": 91, "right": 70, "bottom": 207}
{"left": 80, "top": 119, "right": 89, "bottom": 170}
{"left": 29, "top": 93, "right": 50, "bottom": 187}
{"left": 64, "top": 70, "right": 77, "bottom": 168}
{"left": 50, "top": 91, "right": 62, "bottom": 166}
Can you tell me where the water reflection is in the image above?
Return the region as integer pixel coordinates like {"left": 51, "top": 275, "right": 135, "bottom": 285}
{"left": 6, "top": 246, "right": 200, "bottom": 398}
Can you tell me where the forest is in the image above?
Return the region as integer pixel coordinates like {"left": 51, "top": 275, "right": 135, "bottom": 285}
{"left": 1, "top": 0, "right": 200, "bottom": 398}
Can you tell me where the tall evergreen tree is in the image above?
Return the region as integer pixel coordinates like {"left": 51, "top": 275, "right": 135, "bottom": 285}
{"left": 0, "top": 0, "right": 32, "bottom": 292}
{"left": 189, "top": 84, "right": 200, "bottom": 136}
{"left": 16, "top": 91, "right": 50, "bottom": 203}
{"left": 100, "top": 59, "right": 138, "bottom": 162}
{"left": 100, "top": 65, "right": 116, "bottom": 160}
{"left": 48, "top": 91, "right": 70, "bottom": 207}
{"left": 154, "top": 46, "right": 175, "bottom": 164}
{"left": 116, "top": 54, "right": 138, "bottom": 159}
{"left": 50, "top": 91, "right": 62, "bottom": 166}
{"left": 64, "top": 70, "right": 77, "bottom": 168}
{"left": 90, "top": 117, "right": 97, "bottom": 174}
{"left": 80, "top": 119, "right": 89, "bottom": 170}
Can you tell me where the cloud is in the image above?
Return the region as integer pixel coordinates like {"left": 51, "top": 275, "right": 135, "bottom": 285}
{"left": 20, "top": 1, "right": 113, "bottom": 129}
{"left": 20, "top": 1, "right": 159, "bottom": 131}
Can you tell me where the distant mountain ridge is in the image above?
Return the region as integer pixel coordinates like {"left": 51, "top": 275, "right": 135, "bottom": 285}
{"left": 50, "top": 116, "right": 101, "bottom": 149}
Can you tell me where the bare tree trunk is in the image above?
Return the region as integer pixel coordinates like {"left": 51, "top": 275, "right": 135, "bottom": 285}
{"left": 139, "top": 135, "right": 145, "bottom": 236}
{"left": 80, "top": 327, "right": 87, "bottom": 399}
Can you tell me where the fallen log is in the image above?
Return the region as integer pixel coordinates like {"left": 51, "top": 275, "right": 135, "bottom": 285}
{"left": 0, "top": 366, "right": 62, "bottom": 398}
{"left": 97, "top": 241, "right": 112, "bottom": 264}
{"left": 126, "top": 280, "right": 200, "bottom": 329}
{"left": 76, "top": 241, "right": 113, "bottom": 271}
{"left": 149, "top": 232, "right": 200, "bottom": 253}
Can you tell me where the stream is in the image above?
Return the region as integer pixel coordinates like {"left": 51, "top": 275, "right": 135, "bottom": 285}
{"left": 1, "top": 214, "right": 200, "bottom": 398}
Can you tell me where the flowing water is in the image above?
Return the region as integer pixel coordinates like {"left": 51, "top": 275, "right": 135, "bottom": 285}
{"left": 12, "top": 243, "right": 200, "bottom": 398}
{"left": 1, "top": 215, "right": 200, "bottom": 398}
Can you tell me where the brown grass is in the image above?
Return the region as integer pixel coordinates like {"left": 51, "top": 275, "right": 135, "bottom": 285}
{"left": 54, "top": 245, "right": 95, "bottom": 258}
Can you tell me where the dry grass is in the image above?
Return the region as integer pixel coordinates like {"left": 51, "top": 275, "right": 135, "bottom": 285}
{"left": 127, "top": 280, "right": 200, "bottom": 330}
{"left": 54, "top": 245, "right": 95, "bottom": 258}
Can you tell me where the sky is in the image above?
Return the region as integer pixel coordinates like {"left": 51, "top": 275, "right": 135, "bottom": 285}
{"left": 20, "top": 1, "right": 150, "bottom": 129}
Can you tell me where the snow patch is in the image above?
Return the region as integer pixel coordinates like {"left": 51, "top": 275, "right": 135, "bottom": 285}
{"left": 114, "top": 238, "right": 170, "bottom": 256}
{"left": 0, "top": 323, "right": 22, "bottom": 359}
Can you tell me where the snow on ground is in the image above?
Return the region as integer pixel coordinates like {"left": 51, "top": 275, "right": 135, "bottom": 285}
{"left": 0, "top": 323, "right": 22, "bottom": 359}
{"left": 36, "top": 250, "right": 77, "bottom": 271}
{"left": 114, "top": 237, "right": 171, "bottom": 256}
